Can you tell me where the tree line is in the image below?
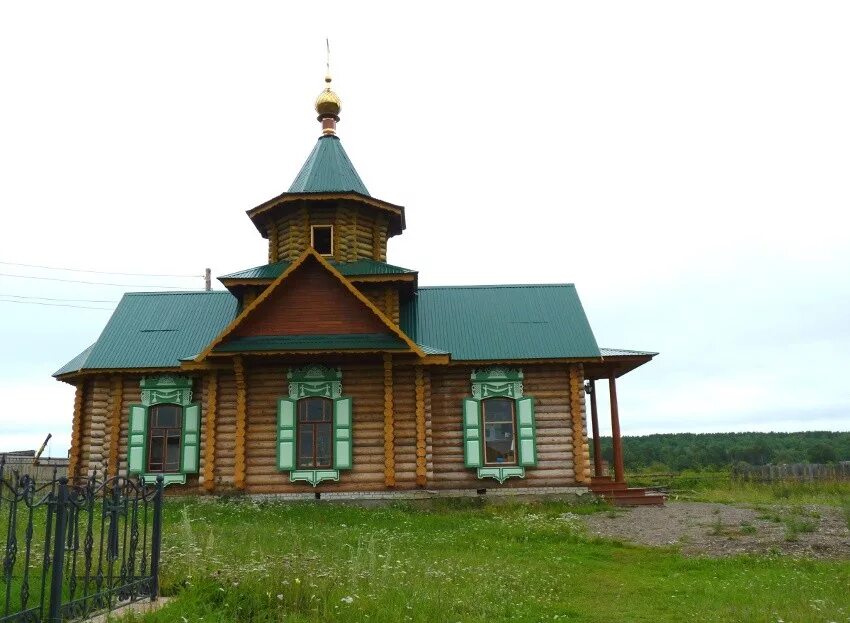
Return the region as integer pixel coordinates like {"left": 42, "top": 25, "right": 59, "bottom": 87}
{"left": 596, "top": 431, "right": 850, "bottom": 471}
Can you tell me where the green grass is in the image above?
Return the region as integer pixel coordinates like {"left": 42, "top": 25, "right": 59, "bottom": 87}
{"left": 109, "top": 498, "right": 850, "bottom": 623}
{"left": 628, "top": 469, "right": 850, "bottom": 507}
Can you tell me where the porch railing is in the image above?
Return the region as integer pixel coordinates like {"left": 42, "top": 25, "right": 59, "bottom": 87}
{"left": 1, "top": 458, "right": 164, "bottom": 622}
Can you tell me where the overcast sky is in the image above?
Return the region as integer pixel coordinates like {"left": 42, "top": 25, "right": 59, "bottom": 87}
{"left": 1, "top": 2, "right": 848, "bottom": 457}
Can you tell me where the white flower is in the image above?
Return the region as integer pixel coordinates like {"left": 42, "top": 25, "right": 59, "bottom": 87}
{"left": 341, "top": 596, "right": 355, "bottom": 604}
{"left": 277, "top": 594, "right": 284, "bottom": 601}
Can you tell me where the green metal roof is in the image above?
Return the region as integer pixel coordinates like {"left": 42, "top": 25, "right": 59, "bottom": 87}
{"left": 400, "top": 284, "right": 601, "bottom": 361}
{"left": 220, "top": 258, "right": 416, "bottom": 281}
{"left": 215, "top": 333, "right": 408, "bottom": 353}
{"left": 55, "top": 282, "right": 606, "bottom": 374}
{"left": 288, "top": 135, "right": 369, "bottom": 195}
{"left": 55, "top": 343, "right": 96, "bottom": 376}
{"left": 54, "top": 291, "right": 238, "bottom": 376}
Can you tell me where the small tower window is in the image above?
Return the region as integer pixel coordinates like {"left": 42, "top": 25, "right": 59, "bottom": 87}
{"left": 311, "top": 225, "right": 333, "bottom": 256}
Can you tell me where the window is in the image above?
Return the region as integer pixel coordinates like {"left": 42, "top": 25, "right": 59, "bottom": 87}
{"left": 128, "top": 376, "right": 201, "bottom": 484}
{"left": 311, "top": 225, "right": 333, "bottom": 255}
{"left": 147, "top": 404, "right": 183, "bottom": 473}
{"left": 462, "top": 367, "right": 537, "bottom": 483}
{"left": 276, "top": 365, "right": 353, "bottom": 486}
{"left": 297, "top": 397, "right": 334, "bottom": 468}
{"left": 482, "top": 398, "right": 517, "bottom": 466}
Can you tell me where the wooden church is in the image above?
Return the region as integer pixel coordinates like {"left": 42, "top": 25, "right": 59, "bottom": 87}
{"left": 55, "top": 71, "right": 659, "bottom": 504}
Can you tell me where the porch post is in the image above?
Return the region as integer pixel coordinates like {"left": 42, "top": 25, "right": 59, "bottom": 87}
{"left": 608, "top": 369, "right": 625, "bottom": 483}
{"left": 588, "top": 380, "right": 603, "bottom": 478}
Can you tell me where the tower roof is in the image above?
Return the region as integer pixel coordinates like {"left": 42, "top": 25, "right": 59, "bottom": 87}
{"left": 287, "top": 134, "right": 370, "bottom": 196}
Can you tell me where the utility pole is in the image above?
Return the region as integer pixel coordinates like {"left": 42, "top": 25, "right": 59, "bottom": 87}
{"left": 205, "top": 268, "right": 211, "bottom": 291}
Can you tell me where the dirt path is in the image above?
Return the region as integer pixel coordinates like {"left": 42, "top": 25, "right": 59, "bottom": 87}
{"left": 582, "top": 501, "right": 850, "bottom": 559}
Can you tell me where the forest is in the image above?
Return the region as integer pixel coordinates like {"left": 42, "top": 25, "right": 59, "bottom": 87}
{"left": 596, "top": 431, "right": 850, "bottom": 471}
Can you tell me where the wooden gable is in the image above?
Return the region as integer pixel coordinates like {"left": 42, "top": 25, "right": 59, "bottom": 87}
{"left": 194, "top": 248, "right": 425, "bottom": 360}
{"left": 232, "top": 257, "right": 392, "bottom": 337}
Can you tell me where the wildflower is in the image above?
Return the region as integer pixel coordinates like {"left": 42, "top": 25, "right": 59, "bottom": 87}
{"left": 341, "top": 596, "right": 355, "bottom": 604}
{"left": 294, "top": 578, "right": 301, "bottom": 584}
{"left": 277, "top": 594, "right": 284, "bottom": 600}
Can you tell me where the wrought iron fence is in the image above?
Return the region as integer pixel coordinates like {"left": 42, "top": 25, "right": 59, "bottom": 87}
{"left": 1, "top": 458, "right": 164, "bottom": 622}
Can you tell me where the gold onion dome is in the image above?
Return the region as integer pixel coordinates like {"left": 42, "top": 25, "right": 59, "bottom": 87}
{"left": 315, "top": 75, "right": 341, "bottom": 118}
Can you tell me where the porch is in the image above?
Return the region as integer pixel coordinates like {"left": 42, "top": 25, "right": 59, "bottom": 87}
{"left": 584, "top": 349, "right": 665, "bottom": 506}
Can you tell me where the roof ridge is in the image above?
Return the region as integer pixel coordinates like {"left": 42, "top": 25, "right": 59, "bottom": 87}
{"left": 124, "top": 290, "right": 232, "bottom": 296}
{"left": 418, "top": 283, "right": 575, "bottom": 290}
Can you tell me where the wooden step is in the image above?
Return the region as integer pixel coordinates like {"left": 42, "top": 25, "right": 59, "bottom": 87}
{"left": 611, "top": 492, "right": 666, "bottom": 507}
{"left": 588, "top": 481, "right": 629, "bottom": 493}
{"left": 592, "top": 485, "right": 666, "bottom": 506}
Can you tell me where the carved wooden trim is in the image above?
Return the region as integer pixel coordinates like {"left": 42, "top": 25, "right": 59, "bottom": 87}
{"left": 68, "top": 381, "right": 85, "bottom": 480}
{"left": 414, "top": 365, "right": 427, "bottom": 486}
{"left": 372, "top": 221, "right": 381, "bottom": 260}
{"left": 203, "top": 371, "right": 218, "bottom": 492}
{"left": 268, "top": 224, "right": 280, "bottom": 263}
{"left": 349, "top": 209, "right": 358, "bottom": 262}
{"left": 108, "top": 376, "right": 123, "bottom": 477}
{"left": 569, "top": 364, "right": 589, "bottom": 484}
{"left": 299, "top": 205, "right": 310, "bottom": 255}
{"left": 234, "top": 357, "right": 247, "bottom": 490}
{"left": 383, "top": 353, "right": 396, "bottom": 486}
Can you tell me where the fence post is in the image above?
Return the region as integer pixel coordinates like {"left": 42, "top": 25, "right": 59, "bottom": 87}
{"left": 149, "top": 476, "right": 164, "bottom": 602}
{"left": 48, "top": 477, "right": 69, "bottom": 623}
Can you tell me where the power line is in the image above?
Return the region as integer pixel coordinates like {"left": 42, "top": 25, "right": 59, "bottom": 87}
{"left": 0, "top": 293, "right": 119, "bottom": 303}
{"left": 0, "top": 298, "right": 113, "bottom": 310}
{"left": 0, "top": 260, "right": 203, "bottom": 278}
{"left": 0, "top": 272, "right": 190, "bottom": 289}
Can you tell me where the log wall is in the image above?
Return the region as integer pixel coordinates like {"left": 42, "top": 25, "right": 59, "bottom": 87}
{"left": 73, "top": 373, "right": 206, "bottom": 491}
{"left": 67, "top": 361, "right": 587, "bottom": 494}
{"left": 268, "top": 203, "right": 390, "bottom": 263}
{"left": 428, "top": 364, "right": 580, "bottom": 489}
{"left": 240, "top": 359, "right": 405, "bottom": 493}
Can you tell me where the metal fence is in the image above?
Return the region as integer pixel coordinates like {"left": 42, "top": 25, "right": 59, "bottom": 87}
{"left": 1, "top": 459, "right": 164, "bottom": 622}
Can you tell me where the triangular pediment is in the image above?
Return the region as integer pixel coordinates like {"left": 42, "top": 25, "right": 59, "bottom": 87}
{"left": 196, "top": 249, "right": 424, "bottom": 359}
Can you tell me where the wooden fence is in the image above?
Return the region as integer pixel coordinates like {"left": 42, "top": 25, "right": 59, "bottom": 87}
{"left": 0, "top": 454, "right": 68, "bottom": 481}
{"left": 733, "top": 462, "right": 850, "bottom": 482}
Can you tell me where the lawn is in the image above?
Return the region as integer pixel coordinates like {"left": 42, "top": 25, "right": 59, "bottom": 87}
{"left": 115, "top": 496, "right": 850, "bottom": 623}
{"left": 628, "top": 469, "right": 850, "bottom": 508}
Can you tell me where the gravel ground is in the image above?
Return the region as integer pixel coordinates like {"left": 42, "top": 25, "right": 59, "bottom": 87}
{"left": 582, "top": 501, "right": 850, "bottom": 559}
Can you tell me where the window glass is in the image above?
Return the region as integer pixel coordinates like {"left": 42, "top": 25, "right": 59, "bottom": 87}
{"left": 311, "top": 225, "right": 333, "bottom": 255}
{"left": 148, "top": 404, "right": 183, "bottom": 473}
{"left": 482, "top": 398, "right": 517, "bottom": 465}
{"left": 298, "top": 427, "right": 314, "bottom": 468}
{"left": 153, "top": 404, "right": 181, "bottom": 428}
{"left": 297, "top": 397, "right": 334, "bottom": 468}
{"left": 165, "top": 435, "right": 181, "bottom": 471}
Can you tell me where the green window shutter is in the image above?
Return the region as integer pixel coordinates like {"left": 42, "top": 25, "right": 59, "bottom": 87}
{"left": 277, "top": 397, "right": 297, "bottom": 471}
{"left": 333, "top": 396, "right": 353, "bottom": 470}
{"left": 516, "top": 397, "right": 537, "bottom": 467}
{"left": 462, "top": 398, "right": 482, "bottom": 468}
{"left": 181, "top": 403, "right": 201, "bottom": 474}
{"left": 128, "top": 405, "right": 148, "bottom": 475}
